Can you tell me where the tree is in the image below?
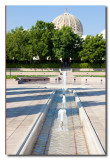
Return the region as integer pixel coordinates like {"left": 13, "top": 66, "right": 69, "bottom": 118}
{"left": 52, "top": 26, "right": 83, "bottom": 62}
{"left": 6, "top": 31, "right": 15, "bottom": 61}
{"left": 30, "top": 21, "right": 55, "bottom": 61}
{"left": 79, "top": 34, "right": 106, "bottom": 63}
{"left": 7, "top": 21, "right": 86, "bottom": 64}
{"left": 6, "top": 26, "right": 31, "bottom": 62}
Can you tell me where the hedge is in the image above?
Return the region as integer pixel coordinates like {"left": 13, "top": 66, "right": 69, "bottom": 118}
{"left": 7, "top": 62, "right": 106, "bottom": 69}
{"left": 6, "top": 63, "right": 61, "bottom": 68}
{"left": 70, "top": 63, "right": 106, "bottom": 68}
{"left": 6, "top": 75, "right": 58, "bottom": 79}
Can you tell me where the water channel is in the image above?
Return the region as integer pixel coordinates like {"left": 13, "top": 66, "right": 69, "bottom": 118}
{"left": 31, "top": 90, "right": 89, "bottom": 155}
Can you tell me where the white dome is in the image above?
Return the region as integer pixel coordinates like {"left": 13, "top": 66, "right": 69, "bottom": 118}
{"left": 52, "top": 9, "right": 83, "bottom": 35}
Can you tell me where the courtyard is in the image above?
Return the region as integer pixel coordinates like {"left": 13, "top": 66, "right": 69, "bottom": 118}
{"left": 5, "top": 5, "right": 106, "bottom": 156}
{"left": 6, "top": 76, "right": 106, "bottom": 155}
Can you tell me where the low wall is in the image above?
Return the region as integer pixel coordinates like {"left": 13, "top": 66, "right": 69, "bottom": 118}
{"left": 73, "top": 72, "right": 105, "bottom": 76}
{"left": 6, "top": 68, "right": 105, "bottom": 72}
{"left": 6, "top": 68, "right": 60, "bottom": 72}
{"left": 6, "top": 76, "right": 106, "bottom": 86}
{"left": 6, "top": 77, "right": 58, "bottom": 85}
{"left": 6, "top": 72, "right": 60, "bottom": 76}
{"left": 73, "top": 90, "right": 105, "bottom": 155}
{"left": 72, "top": 68, "right": 105, "bottom": 71}
{"left": 73, "top": 77, "right": 105, "bottom": 84}
{"left": 16, "top": 90, "right": 56, "bottom": 155}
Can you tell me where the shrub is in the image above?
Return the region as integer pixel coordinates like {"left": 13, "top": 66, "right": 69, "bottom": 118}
{"left": 101, "top": 63, "right": 106, "bottom": 68}
{"left": 6, "top": 63, "right": 61, "bottom": 68}
{"left": 70, "top": 63, "right": 106, "bottom": 68}
{"left": 70, "top": 63, "right": 89, "bottom": 68}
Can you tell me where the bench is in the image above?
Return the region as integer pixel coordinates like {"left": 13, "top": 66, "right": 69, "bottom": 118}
{"left": 17, "top": 77, "right": 50, "bottom": 84}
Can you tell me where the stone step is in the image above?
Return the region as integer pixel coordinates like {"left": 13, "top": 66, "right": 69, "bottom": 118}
{"left": 61, "top": 68, "right": 72, "bottom": 71}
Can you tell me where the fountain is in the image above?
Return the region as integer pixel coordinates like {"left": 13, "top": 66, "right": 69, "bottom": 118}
{"left": 62, "top": 88, "right": 65, "bottom": 95}
{"left": 62, "top": 95, "right": 66, "bottom": 108}
{"left": 57, "top": 109, "right": 68, "bottom": 131}
{"left": 57, "top": 71, "right": 68, "bottom": 131}
{"left": 63, "top": 71, "right": 66, "bottom": 91}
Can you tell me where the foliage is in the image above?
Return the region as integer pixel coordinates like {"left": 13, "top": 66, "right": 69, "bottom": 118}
{"left": 70, "top": 63, "right": 105, "bottom": 68}
{"left": 79, "top": 34, "right": 106, "bottom": 63}
{"left": 52, "top": 26, "right": 83, "bottom": 61}
{"left": 6, "top": 62, "right": 61, "bottom": 68}
{"left": 29, "top": 21, "right": 55, "bottom": 61}
{"left": 6, "top": 21, "right": 55, "bottom": 62}
{"left": 6, "top": 70, "right": 60, "bottom": 72}
{"left": 6, "top": 27, "right": 31, "bottom": 61}
{"left": 6, "top": 21, "right": 106, "bottom": 67}
{"left": 6, "top": 75, "right": 58, "bottom": 79}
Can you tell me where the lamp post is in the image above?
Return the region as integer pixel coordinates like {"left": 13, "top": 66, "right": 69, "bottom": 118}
{"left": 74, "top": 76, "right": 76, "bottom": 84}
{"left": 10, "top": 68, "right": 11, "bottom": 79}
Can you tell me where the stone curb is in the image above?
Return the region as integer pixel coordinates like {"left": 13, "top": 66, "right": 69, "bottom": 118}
{"left": 16, "top": 90, "right": 56, "bottom": 155}
{"left": 6, "top": 68, "right": 105, "bottom": 72}
{"left": 73, "top": 90, "right": 105, "bottom": 155}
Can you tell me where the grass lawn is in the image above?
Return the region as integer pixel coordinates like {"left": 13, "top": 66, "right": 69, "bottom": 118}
{"left": 72, "top": 71, "right": 105, "bottom": 72}
{"left": 75, "top": 75, "right": 106, "bottom": 77}
{"left": 6, "top": 70, "right": 60, "bottom": 72}
{"left": 6, "top": 75, "right": 58, "bottom": 79}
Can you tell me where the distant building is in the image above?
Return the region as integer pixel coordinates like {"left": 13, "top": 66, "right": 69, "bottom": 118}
{"left": 81, "top": 35, "right": 87, "bottom": 39}
{"left": 52, "top": 9, "right": 106, "bottom": 41}
{"left": 100, "top": 29, "right": 106, "bottom": 39}
{"left": 52, "top": 8, "right": 83, "bottom": 35}
{"left": 33, "top": 10, "right": 105, "bottom": 62}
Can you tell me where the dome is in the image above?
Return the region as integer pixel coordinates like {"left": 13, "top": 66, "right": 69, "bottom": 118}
{"left": 52, "top": 9, "right": 83, "bottom": 35}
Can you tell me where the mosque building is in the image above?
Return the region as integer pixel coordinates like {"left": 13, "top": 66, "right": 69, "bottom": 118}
{"left": 34, "top": 9, "right": 105, "bottom": 62}
{"left": 52, "top": 8, "right": 83, "bottom": 36}
{"left": 100, "top": 29, "right": 105, "bottom": 39}
{"left": 52, "top": 9, "right": 105, "bottom": 39}
{"left": 52, "top": 9, "right": 84, "bottom": 64}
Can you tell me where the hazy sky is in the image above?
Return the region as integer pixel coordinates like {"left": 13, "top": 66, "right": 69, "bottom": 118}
{"left": 6, "top": 5, "right": 106, "bottom": 35}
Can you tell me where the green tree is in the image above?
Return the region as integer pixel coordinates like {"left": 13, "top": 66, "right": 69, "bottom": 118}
{"left": 6, "top": 26, "right": 31, "bottom": 62}
{"left": 6, "top": 31, "right": 15, "bottom": 61}
{"left": 79, "top": 34, "right": 106, "bottom": 63}
{"left": 6, "top": 21, "right": 55, "bottom": 63}
{"left": 52, "top": 26, "right": 83, "bottom": 62}
{"left": 30, "top": 21, "right": 55, "bottom": 61}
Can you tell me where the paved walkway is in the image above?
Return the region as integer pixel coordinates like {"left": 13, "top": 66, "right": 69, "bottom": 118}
{"left": 6, "top": 85, "right": 53, "bottom": 155}
{"left": 6, "top": 71, "right": 60, "bottom": 76}
{"left": 6, "top": 83, "right": 106, "bottom": 154}
{"left": 6, "top": 71, "right": 105, "bottom": 76}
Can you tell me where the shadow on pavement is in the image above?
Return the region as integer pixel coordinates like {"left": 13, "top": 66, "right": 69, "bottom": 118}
{"left": 6, "top": 94, "right": 51, "bottom": 103}
{"left": 6, "top": 89, "right": 53, "bottom": 96}
{"left": 6, "top": 104, "right": 44, "bottom": 118}
{"left": 81, "top": 101, "right": 105, "bottom": 107}
{"left": 77, "top": 90, "right": 105, "bottom": 97}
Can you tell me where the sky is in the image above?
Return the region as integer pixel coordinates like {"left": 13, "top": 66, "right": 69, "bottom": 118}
{"left": 6, "top": 5, "right": 106, "bottom": 36}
